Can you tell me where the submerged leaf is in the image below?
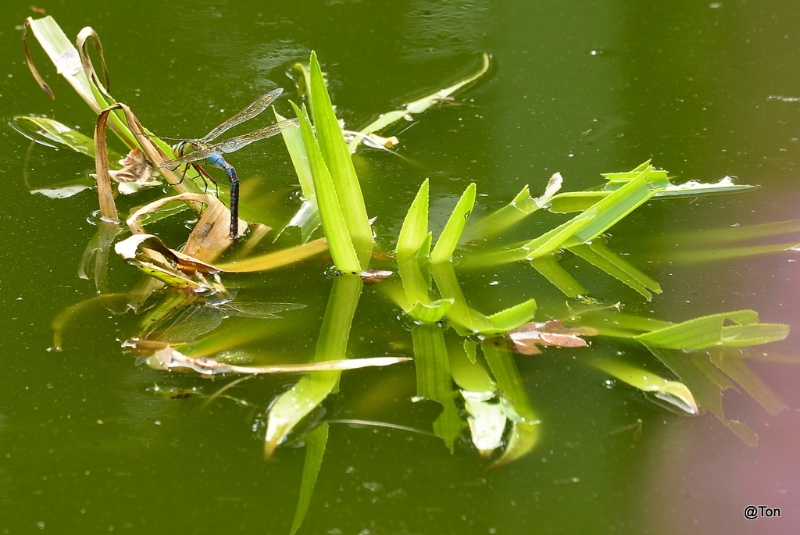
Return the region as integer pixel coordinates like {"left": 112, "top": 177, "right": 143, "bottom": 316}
{"left": 412, "top": 324, "right": 464, "bottom": 452}
{"left": 265, "top": 275, "right": 363, "bottom": 456}
{"left": 351, "top": 53, "right": 492, "bottom": 152}
{"left": 569, "top": 239, "right": 661, "bottom": 301}
{"left": 481, "top": 342, "right": 541, "bottom": 466}
{"left": 590, "top": 358, "right": 698, "bottom": 414}
{"left": 291, "top": 424, "right": 329, "bottom": 535}
{"left": 647, "top": 346, "right": 758, "bottom": 446}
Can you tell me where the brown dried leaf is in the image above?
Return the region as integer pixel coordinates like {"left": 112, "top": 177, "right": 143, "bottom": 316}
{"left": 359, "top": 269, "right": 394, "bottom": 285}
{"left": 108, "top": 149, "right": 161, "bottom": 193}
{"left": 507, "top": 320, "right": 598, "bottom": 354}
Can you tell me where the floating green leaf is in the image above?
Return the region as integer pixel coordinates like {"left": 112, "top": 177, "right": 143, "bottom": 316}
{"left": 636, "top": 310, "right": 789, "bottom": 349}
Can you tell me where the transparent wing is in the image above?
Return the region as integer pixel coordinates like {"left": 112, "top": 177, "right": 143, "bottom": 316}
{"left": 200, "top": 87, "right": 284, "bottom": 143}
{"left": 214, "top": 301, "right": 306, "bottom": 318}
{"left": 210, "top": 118, "right": 299, "bottom": 155}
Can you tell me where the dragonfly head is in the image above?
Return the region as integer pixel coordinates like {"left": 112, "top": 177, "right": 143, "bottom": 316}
{"left": 173, "top": 140, "right": 191, "bottom": 157}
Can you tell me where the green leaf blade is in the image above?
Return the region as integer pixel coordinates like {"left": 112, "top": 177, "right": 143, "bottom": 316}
{"left": 308, "top": 52, "right": 373, "bottom": 267}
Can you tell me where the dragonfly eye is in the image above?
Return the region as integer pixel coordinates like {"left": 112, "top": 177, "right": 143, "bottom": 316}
{"left": 173, "top": 141, "right": 188, "bottom": 155}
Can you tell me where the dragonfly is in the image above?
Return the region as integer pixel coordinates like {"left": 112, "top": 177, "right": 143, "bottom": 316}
{"left": 160, "top": 87, "right": 298, "bottom": 239}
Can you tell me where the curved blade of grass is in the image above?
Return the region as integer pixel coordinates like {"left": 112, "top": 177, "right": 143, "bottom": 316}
{"left": 93, "top": 106, "right": 122, "bottom": 222}
{"left": 351, "top": 53, "right": 492, "bottom": 152}
{"left": 292, "top": 101, "right": 360, "bottom": 272}
{"left": 486, "top": 299, "right": 537, "bottom": 332}
{"left": 24, "top": 17, "right": 137, "bottom": 149}
{"left": 308, "top": 52, "right": 373, "bottom": 266}
{"left": 430, "top": 183, "right": 476, "bottom": 263}
{"left": 51, "top": 292, "right": 128, "bottom": 351}
{"left": 291, "top": 424, "right": 329, "bottom": 535}
{"left": 412, "top": 324, "right": 464, "bottom": 452}
{"left": 265, "top": 275, "right": 363, "bottom": 456}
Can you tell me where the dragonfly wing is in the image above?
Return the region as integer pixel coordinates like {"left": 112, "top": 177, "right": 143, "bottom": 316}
{"left": 216, "top": 301, "right": 305, "bottom": 318}
{"left": 160, "top": 145, "right": 216, "bottom": 168}
{"left": 201, "top": 87, "right": 284, "bottom": 143}
{"left": 211, "top": 118, "right": 299, "bottom": 155}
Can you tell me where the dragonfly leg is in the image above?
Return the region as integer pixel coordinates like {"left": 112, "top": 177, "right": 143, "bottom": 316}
{"left": 190, "top": 163, "right": 220, "bottom": 197}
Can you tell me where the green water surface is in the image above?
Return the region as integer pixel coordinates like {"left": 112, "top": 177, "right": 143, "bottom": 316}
{"left": 1, "top": 1, "right": 799, "bottom": 534}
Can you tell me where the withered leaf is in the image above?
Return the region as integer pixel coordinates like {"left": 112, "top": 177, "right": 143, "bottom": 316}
{"left": 109, "top": 149, "right": 161, "bottom": 193}
{"left": 507, "top": 320, "right": 598, "bottom": 355}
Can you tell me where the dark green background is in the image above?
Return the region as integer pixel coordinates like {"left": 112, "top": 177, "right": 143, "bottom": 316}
{"left": 1, "top": 1, "right": 799, "bottom": 533}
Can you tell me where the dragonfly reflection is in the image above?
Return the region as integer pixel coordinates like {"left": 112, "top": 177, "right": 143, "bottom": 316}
{"left": 160, "top": 88, "right": 298, "bottom": 239}
{"left": 141, "top": 292, "right": 306, "bottom": 344}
